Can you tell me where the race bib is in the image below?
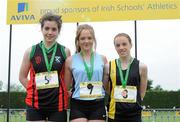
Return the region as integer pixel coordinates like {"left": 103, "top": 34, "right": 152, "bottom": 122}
{"left": 114, "top": 86, "right": 137, "bottom": 103}
{"left": 35, "top": 71, "right": 59, "bottom": 90}
{"left": 80, "top": 81, "right": 103, "bottom": 98}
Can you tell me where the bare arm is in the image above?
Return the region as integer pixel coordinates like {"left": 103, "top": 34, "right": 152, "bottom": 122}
{"left": 64, "top": 56, "right": 73, "bottom": 90}
{"left": 102, "top": 55, "right": 110, "bottom": 94}
{"left": 103, "top": 63, "right": 110, "bottom": 94}
{"left": 139, "top": 62, "right": 148, "bottom": 101}
{"left": 65, "top": 47, "right": 71, "bottom": 57}
{"left": 19, "top": 47, "right": 31, "bottom": 89}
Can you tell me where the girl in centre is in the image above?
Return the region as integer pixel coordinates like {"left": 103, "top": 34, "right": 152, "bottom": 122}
{"left": 65, "top": 24, "right": 107, "bottom": 122}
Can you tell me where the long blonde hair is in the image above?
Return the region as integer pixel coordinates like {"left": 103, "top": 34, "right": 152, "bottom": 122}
{"left": 75, "top": 24, "right": 97, "bottom": 53}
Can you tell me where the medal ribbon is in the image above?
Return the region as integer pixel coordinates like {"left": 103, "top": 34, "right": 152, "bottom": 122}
{"left": 80, "top": 51, "right": 94, "bottom": 81}
{"left": 42, "top": 42, "right": 57, "bottom": 72}
{"left": 116, "top": 58, "right": 134, "bottom": 88}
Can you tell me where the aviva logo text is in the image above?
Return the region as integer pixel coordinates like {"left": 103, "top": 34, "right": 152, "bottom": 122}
{"left": 18, "top": 2, "right": 29, "bottom": 13}
{"left": 11, "top": 2, "right": 35, "bottom": 21}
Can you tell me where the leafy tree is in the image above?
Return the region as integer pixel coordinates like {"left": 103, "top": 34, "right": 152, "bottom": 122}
{"left": 147, "top": 79, "right": 153, "bottom": 91}
{"left": 147, "top": 79, "right": 164, "bottom": 91}
{"left": 0, "top": 80, "right": 3, "bottom": 90}
{"left": 10, "top": 83, "right": 25, "bottom": 92}
{"left": 177, "top": 89, "right": 180, "bottom": 92}
{"left": 153, "top": 85, "right": 163, "bottom": 91}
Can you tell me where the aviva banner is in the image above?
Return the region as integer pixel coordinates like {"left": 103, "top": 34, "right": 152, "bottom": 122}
{"left": 7, "top": 0, "right": 180, "bottom": 24}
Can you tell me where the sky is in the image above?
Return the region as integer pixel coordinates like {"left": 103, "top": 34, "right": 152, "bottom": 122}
{"left": 0, "top": 0, "right": 180, "bottom": 91}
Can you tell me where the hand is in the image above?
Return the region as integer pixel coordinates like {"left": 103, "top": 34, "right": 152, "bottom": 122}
{"left": 68, "top": 91, "right": 72, "bottom": 97}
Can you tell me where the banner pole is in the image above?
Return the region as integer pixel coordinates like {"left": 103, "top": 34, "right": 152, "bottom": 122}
{"left": 134, "top": 20, "right": 137, "bottom": 58}
{"left": 7, "top": 24, "right": 12, "bottom": 122}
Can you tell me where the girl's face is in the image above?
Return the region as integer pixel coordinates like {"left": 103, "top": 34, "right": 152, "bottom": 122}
{"left": 41, "top": 21, "right": 59, "bottom": 43}
{"left": 114, "top": 36, "right": 132, "bottom": 58}
{"left": 78, "top": 29, "right": 94, "bottom": 52}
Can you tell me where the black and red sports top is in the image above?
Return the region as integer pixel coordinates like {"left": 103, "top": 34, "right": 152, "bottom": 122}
{"left": 26, "top": 42, "right": 68, "bottom": 111}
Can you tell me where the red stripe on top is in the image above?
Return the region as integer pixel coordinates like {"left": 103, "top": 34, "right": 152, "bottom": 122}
{"left": 33, "top": 80, "right": 39, "bottom": 109}
{"left": 58, "top": 84, "right": 63, "bottom": 111}
{"left": 59, "top": 64, "right": 68, "bottom": 111}
{"left": 25, "top": 63, "right": 39, "bottom": 109}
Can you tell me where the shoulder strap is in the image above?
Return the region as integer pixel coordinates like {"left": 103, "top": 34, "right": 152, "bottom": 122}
{"left": 110, "top": 60, "right": 116, "bottom": 77}
{"left": 60, "top": 45, "right": 67, "bottom": 59}
{"left": 30, "top": 45, "right": 36, "bottom": 60}
{"left": 108, "top": 60, "right": 117, "bottom": 119}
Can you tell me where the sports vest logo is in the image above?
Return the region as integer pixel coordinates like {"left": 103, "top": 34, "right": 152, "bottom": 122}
{"left": 10, "top": 2, "right": 35, "bottom": 21}
{"left": 55, "top": 56, "right": 61, "bottom": 63}
{"left": 35, "top": 56, "right": 42, "bottom": 64}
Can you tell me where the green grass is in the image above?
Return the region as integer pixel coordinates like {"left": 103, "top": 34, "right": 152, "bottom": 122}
{"left": 142, "top": 111, "right": 180, "bottom": 122}
{"left": 0, "top": 112, "right": 26, "bottom": 122}
{"left": 0, "top": 110, "right": 180, "bottom": 122}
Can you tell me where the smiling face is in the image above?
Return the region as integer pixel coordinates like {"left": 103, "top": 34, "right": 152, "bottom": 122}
{"left": 41, "top": 20, "right": 59, "bottom": 43}
{"left": 75, "top": 24, "right": 96, "bottom": 53}
{"left": 114, "top": 35, "right": 132, "bottom": 58}
{"left": 78, "top": 29, "right": 94, "bottom": 52}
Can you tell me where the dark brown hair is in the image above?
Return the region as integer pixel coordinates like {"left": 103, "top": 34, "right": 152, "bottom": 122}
{"left": 39, "top": 13, "right": 62, "bottom": 33}
{"left": 114, "top": 33, "right": 132, "bottom": 44}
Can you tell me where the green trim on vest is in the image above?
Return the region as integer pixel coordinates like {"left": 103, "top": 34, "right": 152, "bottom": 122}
{"left": 30, "top": 45, "right": 36, "bottom": 60}
{"left": 30, "top": 42, "right": 67, "bottom": 60}
{"left": 60, "top": 46, "right": 67, "bottom": 59}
